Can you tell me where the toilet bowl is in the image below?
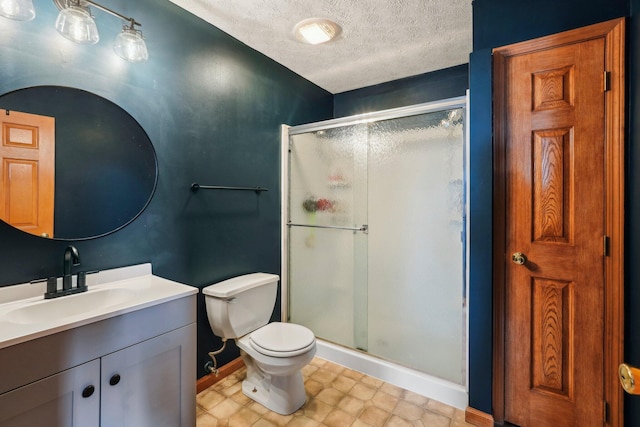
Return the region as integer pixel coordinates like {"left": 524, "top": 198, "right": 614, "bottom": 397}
{"left": 202, "top": 273, "right": 316, "bottom": 415}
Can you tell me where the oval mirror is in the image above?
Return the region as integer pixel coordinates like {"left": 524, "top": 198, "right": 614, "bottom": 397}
{"left": 0, "top": 86, "right": 157, "bottom": 240}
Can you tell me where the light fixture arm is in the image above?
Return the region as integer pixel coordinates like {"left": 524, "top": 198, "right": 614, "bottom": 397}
{"left": 82, "top": 0, "right": 140, "bottom": 28}
{"left": 53, "top": 0, "right": 140, "bottom": 28}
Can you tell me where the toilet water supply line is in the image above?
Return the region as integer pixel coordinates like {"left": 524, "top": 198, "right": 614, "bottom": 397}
{"left": 205, "top": 338, "right": 227, "bottom": 376}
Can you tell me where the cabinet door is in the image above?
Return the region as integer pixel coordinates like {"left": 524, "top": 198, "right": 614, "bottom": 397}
{"left": 0, "top": 359, "right": 100, "bottom": 427}
{"left": 100, "top": 323, "right": 196, "bottom": 427}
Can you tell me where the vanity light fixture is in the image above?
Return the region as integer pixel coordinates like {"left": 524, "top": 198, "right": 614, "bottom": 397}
{"left": 294, "top": 18, "right": 341, "bottom": 45}
{"left": 53, "top": 0, "right": 148, "bottom": 61}
{"left": 0, "top": 0, "right": 35, "bottom": 21}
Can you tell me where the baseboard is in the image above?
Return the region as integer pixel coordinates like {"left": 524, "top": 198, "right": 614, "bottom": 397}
{"left": 196, "top": 357, "right": 245, "bottom": 393}
{"left": 465, "top": 406, "right": 494, "bottom": 427}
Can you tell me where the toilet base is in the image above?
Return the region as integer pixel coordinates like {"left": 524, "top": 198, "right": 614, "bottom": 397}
{"left": 241, "top": 371, "right": 307, "bottom": 415}
{"left": 240, "top": 352, "right": 308, "bottom": 415}
{"left": 235, "top": 330, "right": 316, "bottom": 415}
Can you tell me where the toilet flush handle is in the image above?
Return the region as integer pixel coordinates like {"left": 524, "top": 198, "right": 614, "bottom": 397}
{"left": 225, "top": 297, "right": 237, "bottom": 304}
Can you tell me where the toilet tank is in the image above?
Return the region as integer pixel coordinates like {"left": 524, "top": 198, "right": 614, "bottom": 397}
{"left": 202, "top": 273, "right": 278, "bottom": 339}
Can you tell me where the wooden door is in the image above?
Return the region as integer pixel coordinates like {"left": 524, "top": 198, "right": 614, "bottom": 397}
{"left": 0, "top": 110, "right": 55, "bottom": 237}
{"left": 493, "top": 19, "right": 625, "bottom": 427}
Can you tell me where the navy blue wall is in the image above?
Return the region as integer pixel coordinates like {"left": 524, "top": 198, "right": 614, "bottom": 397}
{"left": 334, "top": 64, "right": 469, "bottom": 117}
{"left": 0, "top": 0, "right": 332, "bottom": 377}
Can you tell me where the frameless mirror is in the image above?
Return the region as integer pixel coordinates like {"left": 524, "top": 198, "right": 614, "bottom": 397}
{"left": 0, "top": 86, "right": 157, "bottom": 240}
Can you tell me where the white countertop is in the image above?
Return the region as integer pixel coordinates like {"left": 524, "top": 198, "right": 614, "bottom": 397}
{"left": 0, "top": 264, "right": 197, "bottom": 350}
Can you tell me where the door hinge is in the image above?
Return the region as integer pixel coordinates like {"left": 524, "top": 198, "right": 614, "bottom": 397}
{"left": 604, "top": 71, "right": 611, "bottom": 91}
{"left": 603, "top": 236, "right": 610, "bottom": 257}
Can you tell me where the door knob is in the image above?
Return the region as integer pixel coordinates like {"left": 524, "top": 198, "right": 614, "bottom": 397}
{"left": 512, "top": 252, "right": 527, "bottom": 265}
{"left": 619, "top": 363, "right": 640, "bottom": 394}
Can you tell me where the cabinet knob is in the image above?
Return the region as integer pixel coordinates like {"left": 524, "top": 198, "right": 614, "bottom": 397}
{"left": 82, "top": 385, "right": 95, "bottom": 398}
{"left": 109, "top": 374, "right": 121, "bottom": 386}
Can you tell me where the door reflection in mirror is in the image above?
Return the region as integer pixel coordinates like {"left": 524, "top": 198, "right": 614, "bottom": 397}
{"left": 0, "top": 110, "right": 55, "bottom": 237}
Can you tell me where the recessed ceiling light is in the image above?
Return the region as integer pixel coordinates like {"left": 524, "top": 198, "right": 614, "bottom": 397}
{"left": 294, "top": 18, "right": 341, "bottom": 45}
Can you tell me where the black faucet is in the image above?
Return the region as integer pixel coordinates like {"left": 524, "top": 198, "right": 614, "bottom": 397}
{"left": 62, "top": 245, "right": 80, "bottom": 291}
{"left": 44, "top": 245, "right": 88, "bottom": 299}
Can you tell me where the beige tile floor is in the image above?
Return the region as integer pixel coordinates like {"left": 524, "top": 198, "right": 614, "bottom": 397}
{"left": 196, "top": 357, "right": 475, "bottom": 427}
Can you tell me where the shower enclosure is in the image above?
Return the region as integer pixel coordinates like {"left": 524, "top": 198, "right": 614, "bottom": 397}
{"left": 282, "top": 97, "right": 467, "bottom": 390}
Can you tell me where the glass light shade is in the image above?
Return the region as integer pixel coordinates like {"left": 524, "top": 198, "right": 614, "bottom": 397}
{"left": 113, "top": 27, "right": 148, "bottom": 62}
{"left": 55, "top": 6, "right": 99, "bottom": 44}
{"left": 0, "top": 0, "right": 35, "bottom": 21}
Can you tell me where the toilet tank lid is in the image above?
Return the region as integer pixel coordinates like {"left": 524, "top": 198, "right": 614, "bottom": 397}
{"left": 202, "top": 273, "right": 279, "bottom": 298}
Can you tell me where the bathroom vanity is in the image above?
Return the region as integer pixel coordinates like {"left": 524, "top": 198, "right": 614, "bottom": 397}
{"left": 0, "top": 264, "right": 197, "bottom": 427}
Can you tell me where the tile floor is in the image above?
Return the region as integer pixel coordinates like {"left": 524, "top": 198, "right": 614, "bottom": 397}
{"left": 196, "top": 357, "right": 475, "bottom": 427}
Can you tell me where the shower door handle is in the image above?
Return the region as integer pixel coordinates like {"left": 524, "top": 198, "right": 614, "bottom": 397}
{"left": 287, "top": 223, "right": 368, "bottom": 233}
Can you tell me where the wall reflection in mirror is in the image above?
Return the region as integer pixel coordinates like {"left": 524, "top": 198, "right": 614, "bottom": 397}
{"left": 0, "top": 86, "right": 157, "bottom": 240}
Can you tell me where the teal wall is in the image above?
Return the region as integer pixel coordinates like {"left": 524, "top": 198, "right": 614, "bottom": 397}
{"left": 0, "top": 0, "right": 332, "bottom": 376}
{"left": 333, "top": 64, "right": 468, "bottom": 117}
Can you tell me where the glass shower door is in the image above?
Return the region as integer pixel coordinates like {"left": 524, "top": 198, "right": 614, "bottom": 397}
{"left": 367, "top": 110, "right": 465, "bottom": 384}
{"left": 288, "top": 124, "right": 369, "bottom": 350}
{"left": 287, "top": 100, "right": 467, "bottom": 387}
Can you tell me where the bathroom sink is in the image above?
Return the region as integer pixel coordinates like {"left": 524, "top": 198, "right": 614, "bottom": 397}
{"left": 0, "top": 263, "right": 198, "bottom": 350}
{"left": 7, "top": 288, "right": 134, "bottom": 325}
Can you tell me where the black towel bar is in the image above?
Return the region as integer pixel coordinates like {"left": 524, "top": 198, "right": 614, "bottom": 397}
{"left": 190, "top": 183, "right": 268, "bottom": 193}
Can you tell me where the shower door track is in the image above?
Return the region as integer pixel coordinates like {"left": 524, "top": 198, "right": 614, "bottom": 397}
{"left": 288, "top": 96, "right": 466, "bottom": 135}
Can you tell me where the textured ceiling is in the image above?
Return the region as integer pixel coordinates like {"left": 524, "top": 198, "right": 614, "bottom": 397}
{"left": 167, "top": 0, "right": 472, "bottom": 94}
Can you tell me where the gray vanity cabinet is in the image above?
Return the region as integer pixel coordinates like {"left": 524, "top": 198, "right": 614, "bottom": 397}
{"left": 0, "top": 359, "right": 100, "bottom": 427}
{"left": 0, "top": 294, "right": 196, "bottom": 427}
{"left": 101, "top": 324, "right": 195, "bottom": 427}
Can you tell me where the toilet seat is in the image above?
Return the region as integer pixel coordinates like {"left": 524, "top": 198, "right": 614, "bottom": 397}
{"left": 249, "top": 322, "right": 315, "bottom": 357}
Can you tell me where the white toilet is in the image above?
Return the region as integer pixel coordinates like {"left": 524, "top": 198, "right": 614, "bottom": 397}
{"left": 202, "top": 273, "right": 316, "bottom": 415}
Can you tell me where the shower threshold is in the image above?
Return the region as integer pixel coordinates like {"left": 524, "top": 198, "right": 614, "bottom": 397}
{"left": 314, "top": 338, "right": 467, "bottom": 410}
